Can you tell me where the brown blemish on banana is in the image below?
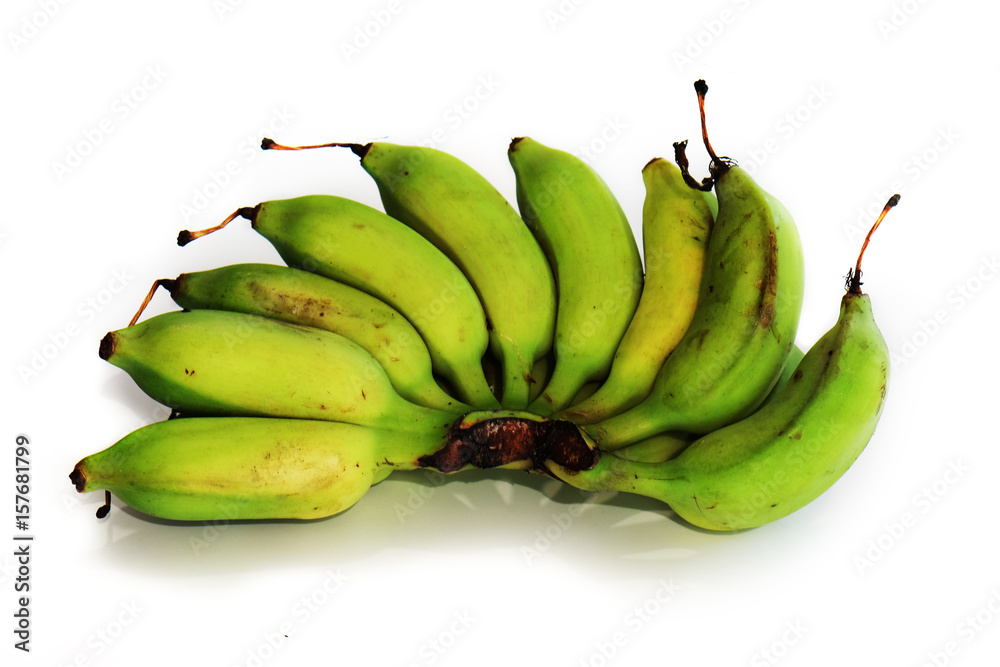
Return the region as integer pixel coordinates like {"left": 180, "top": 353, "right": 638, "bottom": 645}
{"left": 758, "top": 231, "right": 778, "bottom": 330}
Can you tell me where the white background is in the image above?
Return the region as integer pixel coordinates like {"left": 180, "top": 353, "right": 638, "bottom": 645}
{"left": 4, "top": 0, "right": 999, "bottom": 665}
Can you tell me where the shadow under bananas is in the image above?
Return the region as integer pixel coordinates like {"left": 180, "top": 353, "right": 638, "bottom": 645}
{"left": 84, "top": 465, "right": 749, "bottom": 579}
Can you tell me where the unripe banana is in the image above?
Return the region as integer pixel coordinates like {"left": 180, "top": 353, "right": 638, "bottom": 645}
{"left": 100, "top": 309, "right": 459, "bottom": 432}
{"left": 614, "top": 431, "right": 695, "bottom": 464}
{"left": 561, "top": 156, "right": 715, "bottom": 423}
{"left": 70, "top": 417, "right": 450, "bottom": 521}
{"left": 179, "top": 195, "right": 498, "bottom": 409}
{"left": 548, "top": 288, "right": 888, "bottom": 531}
{"left": 757, "top": 344, "right": 804, "bottom": 409}
{"left": 587, "top": 162, "right": 804, "bottom": 449}
{"left": 548, "top": 196, "right": 898, "bottom": 531}
{"left": 506, "top": 137, "right": 643, "bottom": 416}
{"left": 162, "top": 263, "right": 466, "bottom": 413}
{"left": 263, "top": 140, "right": 558, "bottom": 409}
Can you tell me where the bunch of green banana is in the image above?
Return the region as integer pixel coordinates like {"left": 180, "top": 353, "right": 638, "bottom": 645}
{"left": 559, "top": 154, "right": 716, "bottom": 424}
{"left": 69, "top": 79, "right": 900, "bottom": 535}
{"left": 577, "top": 139, "right": 806, "bottom": 449}
{"left": 546, "top": 196, "right": 897, "bottom": 530}
{"left": 263, "top": 139, "right": 558, "bottom": 410}
{"left": 179, "top": 195, "right": 499, "bottom": 409}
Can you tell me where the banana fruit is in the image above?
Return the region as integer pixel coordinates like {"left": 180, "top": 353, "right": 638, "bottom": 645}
{"left": 582, "top": 88, "right": 805, "bottom": 449}
{"left": 70, "top": 417, "right": 447, "bottom": 521}
{"left": 69, "top": 80, "right": 900, "bottom": 536}
{"left": 546, "top": 200, "right": 894, "bottom": 529}
{"left": 152, "top": 263, "right": 468, "bottom": 412}
{"left": 561, "top": 155, "right": 715, "bottom": 423}
{"left": 100, "top": 309, "right": 459, "bottom": 431}
{"left": 180, "top": 195, "right": 499, "bottom": 409}
{"left": 263, "top": 140, "right": 557, "bottom": 410}
{"left": 508, "top": 136, "right": 643, "bottom": 415}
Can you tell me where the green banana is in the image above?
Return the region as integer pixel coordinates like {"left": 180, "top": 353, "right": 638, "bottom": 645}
{"left": 758, "top": 344, "right": 805, "bottom": 409}
{"left": 585, "top": 162, "right": 804, "bottom": 448}
{"left": 100, "top": 309, "right": 459, "bottom": 432}
{"left": 547, "top": 196, "right": 897, "bottom": 530}
{"left": 507, "top": 137, "right": 644, "bottom": 416}
{"left": 70, "top": 417, "right": 449, "bottom": 521}
{"left": 561, "top": 155, "right": 715, "bottom": 423}
{"left": 70, "top": 410, "right": 600, "bottom": 521}
{"left": 614, "top": 431, "right": 695, "bottom": 464}
{"left": 583, "top": 82, "right": 804, "bottom": 449}
{"left": 158, "top": 262, "right": 466, "bottom": 413}
{"left": 263, "top": 139, "right": 557, "bottom": 410}
{"left": 548, "top": 283, "right": 888, "bottom": 531}
{"left": 527, "top": 351, "right": 555, "bottom": 405}
{"left": 179, "top": 195, "right": 498, "bottom": 409}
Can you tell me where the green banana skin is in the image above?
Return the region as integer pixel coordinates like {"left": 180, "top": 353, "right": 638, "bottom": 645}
{"left": 586, "top": 165, "right": 804, "bottom": 449}
{"left": 758, "top": 344, "right": 805, "bottom": 409}
{"left": 560, "top": 158, "right": 716, "bottom": 423}
{"left": 166, "top": 263, "right": 467, "bottom": 413}
{"left": 348, "top": 142, "right": 557, "bottom": 410}
{"left": 70, "top": 411, "right": 597, "bottom": 521}
{"left": 232, "top": 195, "right": 498, "bottom": 409}
{"left": 70, "top": 417, "right": 451, "bottom": 521}
{"left": 547, "top": 291, "right": 888, "bottom": 531}
{"left": 508, "top": 137, "right": 643, "bottom": 416}
{"left": 101, "top": 309, "right": 458, "bottom": 433}
{"left": 614, "top": 431, "right": 695, "bottom": 464}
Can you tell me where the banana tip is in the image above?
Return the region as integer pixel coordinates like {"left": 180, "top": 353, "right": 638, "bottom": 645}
{"left": 98, "top": 332, "right": 116, "bottom": 361}
{"left": 69, "top": 462, "right": 87, "bottom": 492}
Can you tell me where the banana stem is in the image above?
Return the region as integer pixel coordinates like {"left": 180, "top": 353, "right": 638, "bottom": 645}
{"left": 177, "top": 207, "right": 256, "bottom": 246}
{"left": 261, "top": 138, "right": 371, "bottom": 161}
{"left": 694, "top": 79, "right": 720, "bottom": 166}
{"left": 128, "top": 278, "right": 171, "bottom": 326}
{"left": 672, "top": 140, "right": 713, "bottom": 192}
{"left": 848, "top": 194, "right": 900, "bottom": 295}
